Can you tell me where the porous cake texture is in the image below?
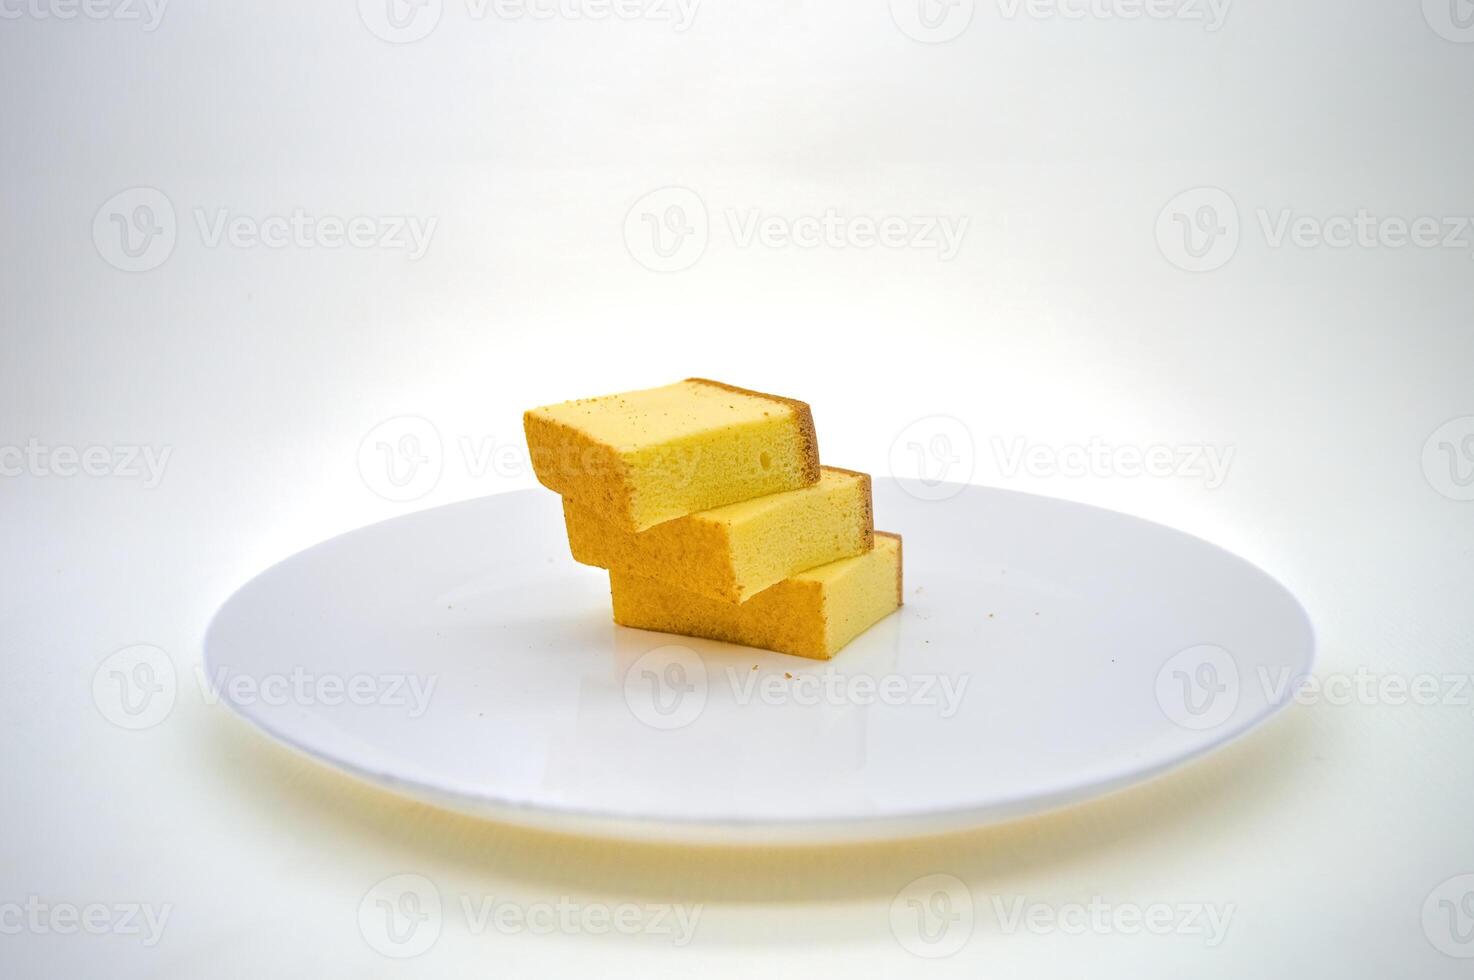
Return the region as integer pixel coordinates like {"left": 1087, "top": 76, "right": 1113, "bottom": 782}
{"left": 564, "top": 466, "right": 873, "bottom": 604}
{"left": 524, "top": 378, "right": 820, "bottom": 533}
{"left": 610, "top": 533, "right": 903, "bottom": 660}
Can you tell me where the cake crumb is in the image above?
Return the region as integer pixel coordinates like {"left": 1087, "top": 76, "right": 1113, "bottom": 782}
{"left": 784, "top": 672, "right": 793, "bottom": 680}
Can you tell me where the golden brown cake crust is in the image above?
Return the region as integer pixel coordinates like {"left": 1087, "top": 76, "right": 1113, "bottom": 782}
{"left": 685, "top": 378, "right": 821, "bottom": 486}
{"left": 823, "top": 467, "right": 875, "bottom": 548}
{"left": 522, "top": 410, "right": 633, "bottom": 516}
{"left": 875, "top": 531, "right": 903, "bottom": 606}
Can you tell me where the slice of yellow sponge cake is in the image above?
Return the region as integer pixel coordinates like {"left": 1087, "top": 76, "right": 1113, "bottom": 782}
{"left": 610, "top": 532, "right": 903, "bottom": 660}
{"left": 565, "top": 466, "right": 874, "bottom": 605}
{"left": 524, "top": 379, "right": 820, "bottom": 532}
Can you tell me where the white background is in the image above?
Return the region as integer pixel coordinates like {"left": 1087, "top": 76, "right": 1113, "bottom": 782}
{"left": 3, "top": 0, "right": 1473, "bottom": 976}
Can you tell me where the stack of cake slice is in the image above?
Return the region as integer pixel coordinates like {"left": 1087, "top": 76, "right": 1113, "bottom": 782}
{"left": 523, "top": 378, "right": 902, "bottom": 659}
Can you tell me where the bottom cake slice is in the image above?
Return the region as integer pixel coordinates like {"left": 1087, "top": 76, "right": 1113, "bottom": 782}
{"left": 609, "top": 532, "right": 903, "bottom": 660}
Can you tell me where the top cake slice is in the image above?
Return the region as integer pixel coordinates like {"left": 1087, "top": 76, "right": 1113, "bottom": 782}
{"left": 524, "top": 378, "right": 820, "bottom": 532}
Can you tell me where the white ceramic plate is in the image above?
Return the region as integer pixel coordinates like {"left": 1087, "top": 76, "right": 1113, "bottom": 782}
{"left": 204, "top": 480, "right": 1314, "bottom": 843}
